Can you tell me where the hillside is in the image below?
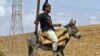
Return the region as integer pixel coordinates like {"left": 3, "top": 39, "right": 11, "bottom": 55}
{"left": 0, "top": 25, "right": 100, "bottom": 56}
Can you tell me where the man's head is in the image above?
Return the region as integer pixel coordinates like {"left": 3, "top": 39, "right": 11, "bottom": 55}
{"left": 42, "top": 2, "right": 51, "bottom": 13}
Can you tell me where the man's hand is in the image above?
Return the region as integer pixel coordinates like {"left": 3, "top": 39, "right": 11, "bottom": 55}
{"left": 34, "top": 31, "right": 38, "bottom": 35}
{"left": 34, "top": 21, "right": 39, "bottom": 24}
{"left": 53, "top": 24, "right": 62, "bottom": 27}
{"left": 55, "top": 24, "right": 62, "bottom": 27}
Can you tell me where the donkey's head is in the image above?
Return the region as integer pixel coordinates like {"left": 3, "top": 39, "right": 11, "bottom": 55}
{"left": 64, "top": 24, "right": 81, "bottom": 39}
{"left": 69, "top": 25, "right": 81, "bottom": 39}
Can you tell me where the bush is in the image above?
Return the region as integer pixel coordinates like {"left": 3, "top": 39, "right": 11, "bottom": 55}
{"left": 0, "top": 52, "right": 5, "bottom": 56}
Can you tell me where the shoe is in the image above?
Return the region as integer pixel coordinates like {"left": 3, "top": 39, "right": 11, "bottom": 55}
{"left": 53, "top": 51, "right": 58, "bottom": 56}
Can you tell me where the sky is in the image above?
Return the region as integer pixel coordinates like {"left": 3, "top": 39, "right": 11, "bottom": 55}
{"left": 0, "top": 0, "right": 100, "bottom": 36}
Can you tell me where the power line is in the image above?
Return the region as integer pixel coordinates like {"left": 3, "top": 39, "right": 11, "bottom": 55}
{"left": 22, "top": 1, "right": 100, "bottom": 11}
{"left": 4, "top": 1, "right": 100, "bottom": 11}
{"left": 52, "top": 4, "right": 100, "bottom": 11}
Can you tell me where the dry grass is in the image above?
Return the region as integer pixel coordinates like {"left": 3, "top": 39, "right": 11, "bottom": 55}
{"left": 0, "top": 24, "right": 100, "bottom": 56}
{"left": 0, "top": 34, "right": 29, "bottom": 56}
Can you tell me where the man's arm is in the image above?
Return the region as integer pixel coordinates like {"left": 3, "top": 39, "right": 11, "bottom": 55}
{"left": 52, "top": 24, "right": 62, "bottom": 27}
{"left": 34, "top": 20, "right": 40, "bottom": 44}
{"left": 34, "top": 14, "right": 41, "bottom": 34}
{"left": 63, "top": 24, "right": 69, "bottom": 28}
{"left": 34, "top": 21, "right": 39, "bottom": 34}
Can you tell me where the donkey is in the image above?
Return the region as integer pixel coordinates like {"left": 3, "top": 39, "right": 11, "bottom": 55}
{"left": 27, "top": 24, "right": 81, "bottom": 56}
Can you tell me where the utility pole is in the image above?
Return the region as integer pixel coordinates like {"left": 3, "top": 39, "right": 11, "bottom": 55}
{"left": 32, "top": 0, "right": 40, "bottom": 56}
{"left": 9, "top": 0, "right": 23, "bottom": 35}
{"left": 35, "top": 0, "right": 40, "bottom": 43}
{"left": 36, "top": 0, "right": 40, "bottom": 19}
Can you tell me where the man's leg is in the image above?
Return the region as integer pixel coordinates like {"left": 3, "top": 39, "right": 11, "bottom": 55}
{"left": 47, "top": 30, "right": 58, "bottom": 56}
{"left": 47, "top": 30, "right": 58, "bottom": 51}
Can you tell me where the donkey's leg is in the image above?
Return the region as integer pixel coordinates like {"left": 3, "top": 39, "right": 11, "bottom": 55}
{"left": 57, "top": 52, "right": 61, "bottom": 56}
{"left": 28, "top": 45, "right": 33, "bottom": 56}
{"left": 61, "top": 51, "right": 64, "bottom": 56}
{"left": 32, "top": 45, "right": 39, "bottom": 56}
{"left": 57, "top": 51, "right": 64, "bottom": 56}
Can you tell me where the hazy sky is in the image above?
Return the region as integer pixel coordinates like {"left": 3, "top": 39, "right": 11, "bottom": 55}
{"left": 0, "top": 0, "right": 100, "bottom": 35}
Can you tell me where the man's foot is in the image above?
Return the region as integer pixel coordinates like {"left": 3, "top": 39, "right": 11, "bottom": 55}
{"left": 53, "top": 51, "right": 58, "bottom": 56}
{"left": 36, "top": 43, "right": 39, "bottom": 47}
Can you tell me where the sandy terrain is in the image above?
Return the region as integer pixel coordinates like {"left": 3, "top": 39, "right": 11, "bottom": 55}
{"left": 0, "top": 24, "right": 100, "bottom": 56}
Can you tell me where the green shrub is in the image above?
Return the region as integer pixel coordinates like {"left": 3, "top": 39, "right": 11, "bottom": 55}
{"left": 0, "top": 52, "right": 5, "bottom": 56}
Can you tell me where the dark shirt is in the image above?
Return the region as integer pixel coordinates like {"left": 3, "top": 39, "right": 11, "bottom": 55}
{"left": 36, "top": 12, "right": 55, "bottom": 32}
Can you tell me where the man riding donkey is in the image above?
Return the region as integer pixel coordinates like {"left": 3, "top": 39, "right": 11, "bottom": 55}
{"left": 34, "top": 0, "right": 61, "bottom": 56}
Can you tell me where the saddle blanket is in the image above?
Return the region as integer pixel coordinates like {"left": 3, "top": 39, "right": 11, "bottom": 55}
{"left": 38, "top": 28, "right": 69, "bottom": 46}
